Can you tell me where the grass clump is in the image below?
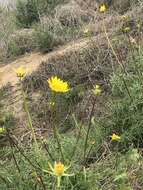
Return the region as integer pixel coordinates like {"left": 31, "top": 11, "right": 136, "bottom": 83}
{"left": 33, "top": 20, "right": 63, "bottom": 52}
{"left": 8, "top": 29, "right": 35, "bottom": 57}
{"left": 0, "top": 134, "right": 142, "bottom": 189}
{"left": 107, "top": 52, "right": 143, "bottom": 148}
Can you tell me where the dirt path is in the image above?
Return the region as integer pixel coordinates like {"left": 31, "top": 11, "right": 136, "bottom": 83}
{"left": 0, "top": 38, "right": 89, "bottom": 88}
{"left": 0, "top": 38, "right": 90, "bottom": 140}
{"left": 0, "top": 53, "right": 48, "bottom": 88}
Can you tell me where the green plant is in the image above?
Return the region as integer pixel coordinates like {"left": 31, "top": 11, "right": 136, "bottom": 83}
{"left": 34, "top": 22, "right": 63, "bottom": 52}
{"left": 8, "top": 29, "right": 34, "bottom": 58}
{"left": 15, "top": 0, "right": 67, "bottom": 28}
{"left": 8, "top": 39, "right": 22, "bottom": 57}
{"left": 107, "top": 52, "right": 143, "bottom": 148}
{"left": 0, "top": 88, "right": 14, "bottom": 131}
{"left": 16, "top": 0, "right": 40, "bottom": 28}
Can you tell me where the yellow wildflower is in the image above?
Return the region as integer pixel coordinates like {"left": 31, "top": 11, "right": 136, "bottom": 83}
{"left": 90, "top": 140, "right": 96, "bottom": 145}
{"left": 84, "top": 28, "right": 89, "bottom": 34}
{"left": 0, "top": 127, "right": 6, "bottom": 134}
{"left": 48, "top": 76, "right": 70, "bottom": 93}
{"left": 121, "top": 15, "right": 128, "bottom": 21}
{"left": 14, "top": 66, "right": 26, "bottom": 78}
{"left": 54, "top": 162, "right": 65, "bottom": 177}
{"left": 93, "top": 85, "right": 102, "bottom": 96}
{"left": 111, "top": 133, "right": 121, "bottom": 141}
{"left": 123, "top": 27, "right": 130, "bottom": 33}
{"left": 137, "top": 23, "right": 141, "bottom": 29}
{"left": 40, "top": 136, "right": 47, "bottom": 144}
{"left": 83, "top": 28, "right": 91, "bottom": 36}
{"left": 43, "top": 161, "right": 73, "bottom": 188}
{"left": 49, "top": 101, "right": 55, "bottom": 106}
{"left": 99, "top": 4, "right": 106, "bottom": 13}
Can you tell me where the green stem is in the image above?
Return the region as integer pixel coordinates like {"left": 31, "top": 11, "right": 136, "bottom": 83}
{"left": 57, "top": 176, "right": 61, "bottom": 189}
{"left": 83, "top": 98, "right": 96, "bottom": 163}
{"left": 103, "top": 20, "right": 132, "bottom": 101}
{"left": 20, "top": 80, "right": 38, "bottom": 150}
{"left": 70, "top": 116, "right": 82, "bottom": 161}
{"left": 8, "top": 133, "right": 21, "bottom": 174}
{"left": 53, "top": 125, "right": 65, "bottom": 162}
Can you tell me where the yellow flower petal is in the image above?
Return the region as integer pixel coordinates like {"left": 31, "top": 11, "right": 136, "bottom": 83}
{"left": 123, "top": 27, "right": 130, "bottom": 33}
{"left": 99, "top": 4, "right": 106, "bottom": 13}
{"left": 54, "top": 162, "right": 65, "bottom": 177}
{"left": 111, "top": 133, "right": 121, "bottom": 141}
{"left": 14, "top": 66, "right": 26, "bottom": 78}
{"left": 92, "top": 85, "right": 102, "bottom": 96}
{"left": 47, "top": 76, "right": 70, "bottom": 93}
{"left": 0, "top": 127, "right": 6, "bottom": 134}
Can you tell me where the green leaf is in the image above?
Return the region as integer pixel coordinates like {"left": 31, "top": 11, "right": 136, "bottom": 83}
{"left": 114, "top": 172, "right": 128, "bottom": 182}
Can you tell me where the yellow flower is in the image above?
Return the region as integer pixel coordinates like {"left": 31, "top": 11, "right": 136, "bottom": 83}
{"left": 99, "top": 4, "right": 106, "bottom": 13}
{"left": 83, "top": 28, "right": 91, "bottom": 36}
{"left": 90, "top": 140, "right": 96, "bottom": 145}
{"left": 93, "top": 85, "right": 102, "bottom": 96}
{"left": 0, "top": 127, "right": 6, "bottom": 134}
{"left": 123, "top": 27, "right": 130, "bottom": 33}
{"left": 54, "top": 162, "right": 65, "bottom": 177}
{"left": 111, "top": 133, "right": 121, "bottom": 141}
{"left": 49, "top": 101, "right": 55, "bottom": 106}
{"left": 84, "top": 28, "right": 89, "bottom": 34}
{"left": 48, "top": 76, "right": 70, "bottom": 93}
{"left": 137, "top": 23, "right": 141, "bottom": 29}
{"left": 40, "top": 136, "right": 47, "bottom": 144}
{"left": 14, "top": 66, "right": 26, "bottom": 78}
{"left": 43, "top": 161, "right": 73, "bottom": 188}
{"left": 121, "top": 15, "right": 128, "bottom": 21}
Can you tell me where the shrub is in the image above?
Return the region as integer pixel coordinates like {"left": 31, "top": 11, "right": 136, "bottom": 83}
{"left": 16, "top": 0, "right": 68, "bottom": 28}
{"left": 33, "top": 19, "right": 63, "bottom": 52}
{"left": 8, "top": 29, "right": 35, "bottom": 57}
{"left": 55, "top": 1, "right": 90, "bottom": 27}
{"left": 16, "top": 0, "right": 40, "bottom": 28}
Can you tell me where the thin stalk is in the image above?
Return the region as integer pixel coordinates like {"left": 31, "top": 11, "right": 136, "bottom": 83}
{"left": 20, "top": 80, "right": 38, "bottom": 150}
{"left": 103, "top": 22, "right": 126, "bottom": 73}
{"left": 84, "top": 144, "right": 94, "bottom": 165}
{"left": 43, "top": 143, "right": 55, "bottom": 162}
{"left": 53, "top": 125, "right": 65, "bottom": 162}
{"left": 83, "top": 98, "right": 96, "bottom": 163}
{"left": 23, "top": 93, "right": 37, "bottom": 146}
{"left": 37, "top": 175, "right": 47, "bottom": 190}
{"left": 70, "top": 116, "right": 82, "bottom": 161}
{"left": 8, "top": 134, "right": 41, "bottom": 171}
{"left": 57, "top": 176, "right": 61, "bottom": 189}
{"left": 7, "top": 132, "right": 21, "bottom": 173}
{"left": 9, "top": 141, "right": 21, "bottom": 173}
{"left": 50, "top": 93, "right": 64, "bottom": 162}
{"left": 103, "top": 20, "right": 132, "bottom": 101}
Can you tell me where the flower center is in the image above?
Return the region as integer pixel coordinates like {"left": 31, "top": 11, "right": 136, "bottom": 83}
{"left": 54, "top": 162, "right": 64, "bottom": 176}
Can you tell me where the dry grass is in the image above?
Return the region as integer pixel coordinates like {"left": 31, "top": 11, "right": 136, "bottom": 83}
{"left": 0, "top": 8, "right": 16, "bottom": 63}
